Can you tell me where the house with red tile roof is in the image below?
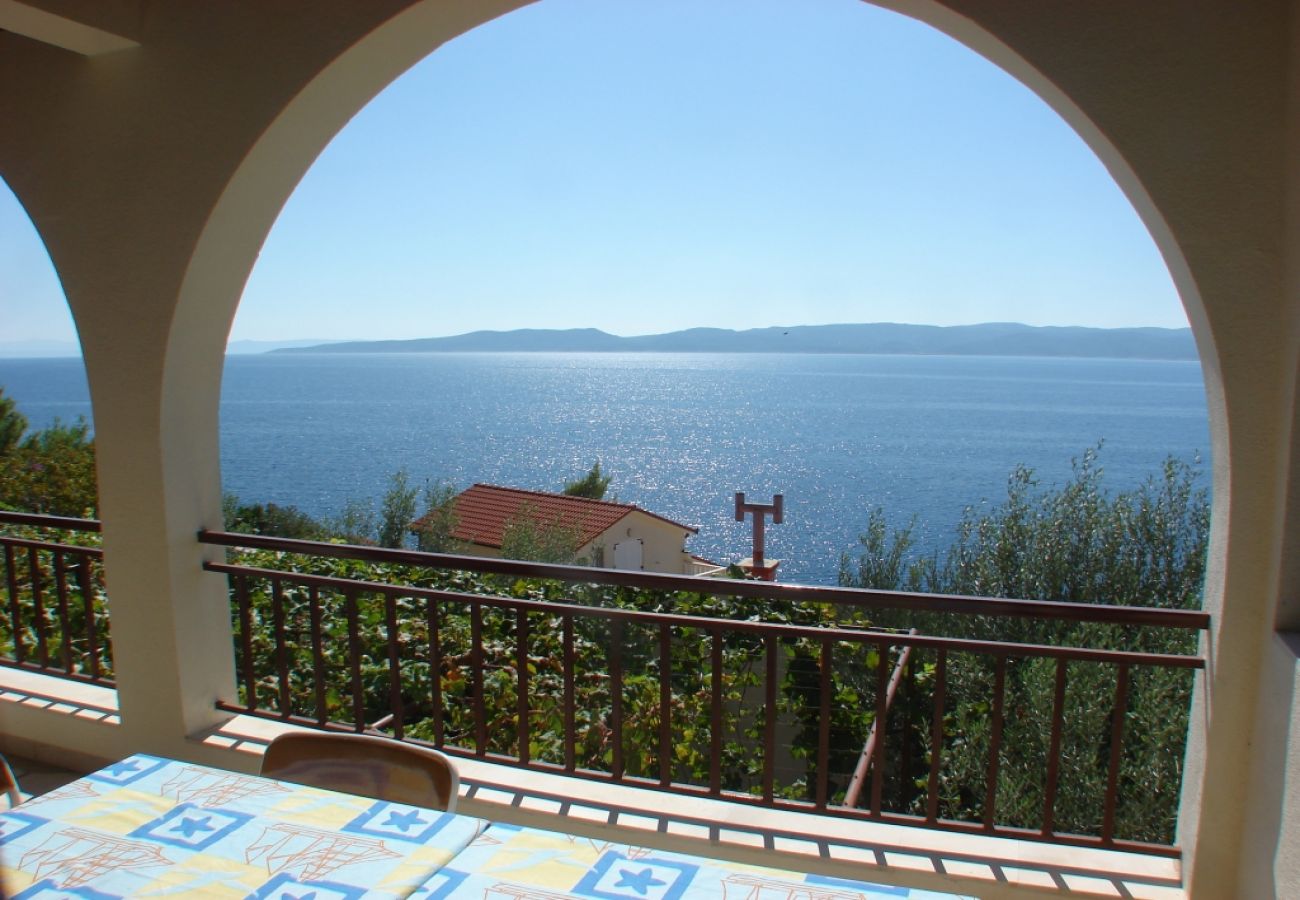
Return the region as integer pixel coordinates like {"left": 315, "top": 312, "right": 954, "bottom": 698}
{"left": 412, "top": 483, "right": 708, "bottom": 574}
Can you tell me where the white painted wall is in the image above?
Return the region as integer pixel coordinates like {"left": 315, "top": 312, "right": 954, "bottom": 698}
{"left": 586, "top": 511, "right": 695, "bottom": 575}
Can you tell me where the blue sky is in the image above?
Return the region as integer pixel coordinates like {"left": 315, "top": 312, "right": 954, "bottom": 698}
{"left": 2, "top": 0, "right": 1186, "bottom": 347}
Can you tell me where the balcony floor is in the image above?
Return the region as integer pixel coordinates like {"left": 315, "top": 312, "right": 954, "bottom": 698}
{"left": 4, "top": 753, "right": 80, "bottom": 803}
{"left": 198, "top": 715, "right": 1188, "bottom": 899}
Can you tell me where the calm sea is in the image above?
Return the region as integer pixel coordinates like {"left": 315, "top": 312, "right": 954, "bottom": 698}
{"left": 0, "top": 353, "right": 1210, "bottom": 585}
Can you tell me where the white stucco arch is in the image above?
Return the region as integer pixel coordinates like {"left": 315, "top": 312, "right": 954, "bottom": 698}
{"left": 182, "top": 5, "right": 1250, "bottom": 888}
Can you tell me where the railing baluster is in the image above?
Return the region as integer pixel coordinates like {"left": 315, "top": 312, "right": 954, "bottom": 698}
{"left": 428, "top": 597, "right": 443, "bottom": 746}
{"left": 516, "top": 608, "right": 529, "bottom": 765}
{"left": 563, "top": 613, "right": 575, "bottom": 772}
{"left": 926, "top": 649, "right": 947, "bottom": 823}
{"left": 29, "top": 547, "right": 48, "bottom": 668}
{"left": 1102, "top": 664, "right": 1131, "bottom": 844}
{"left": 271, "top": 577, "right": 291, "bottom": 717}
{"left": 710, "top": 628, "right": 723, "bottom": 795}
{"left": 4, "top": 544, "right": 22, "bottom": 664}
{"left": 870, "top": 639, "right": 890, "bottom": 817}
{"left": 235, "top": 576, "right": 257, "bottom": 711}
{"left": 901, "top": 651, "right": 915, "bottom": 807}
{"left": 309, "top": 586, "right": 326, "bottom": 725}
{"left": 611, "top": 619, "right": 624, "bottom": 780}
{"left": 76, "top": 555, "right": 100, "bottom": 681}
{"left": 763, "top": 632, "right": 777, "bottom": 803}
{"left": 817, "top": 637, "right": 832, "bottom": 809}
{"left": 659, "top": 622, "right": 672, "bottom": 788}
{"left": 846, "top": 633, "right": 916, "bottom": 812}
{"left": 345, "top": 590, "right": 365, "bottom": 732}
{"left": 472, "top": 602, "right": 486, "bottom": 755}
{"left": 385, "top": 595, "right": 404, "bottom": 739}
{"left": 983, "top": 655, "right": 1008, "bottom": 829}
{"left": 54, "top": 551, "right": 72, "bottom": 672}
{"left": 1042, "top": 657, "right": 1069, "bottom": 836}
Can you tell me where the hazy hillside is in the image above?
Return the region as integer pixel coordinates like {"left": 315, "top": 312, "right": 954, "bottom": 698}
{"left": 275, "top": 322, "right": 1197, "bottom": 360}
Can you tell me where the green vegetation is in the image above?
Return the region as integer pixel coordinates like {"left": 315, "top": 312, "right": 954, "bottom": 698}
{"left": 413, "top": 481, "right": 460, "bottom": 553}
{"left": 223, "top": 471, "right": 457, "bottom": 550}
{"left": 841, "top": 445, "right": 1208, "bottom": 610}
{"left": 499, "top": 505, "right": 585, "bottom": 564}
{"left": 0, "top": 391, "right": 97, "bottom": 517}
{"left": 563, "top": 460, "right": 612, "bottom": 500}
{"left": 378, "top": 469, "right": 419, "bottom": 549}
{"left": 222, "top": 496, "right": 332, "bottom": 540}
{"left": 835, "top": 446, "right": 1207, "bottom": 842}
{"left": 0, "top": 388, "right": 26, "bottom": 455}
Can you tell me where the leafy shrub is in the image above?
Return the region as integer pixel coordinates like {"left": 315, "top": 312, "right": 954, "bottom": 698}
{"left": 837, "top": 446, "right": 1208, "bottom": 842}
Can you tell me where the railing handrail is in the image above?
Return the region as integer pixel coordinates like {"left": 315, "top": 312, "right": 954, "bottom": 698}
{"left": 202, "top": 560, "right": 1204, "bottom": 669}
{"left": 0, "top": 510, "right": 101, "bottom": 533}
{"left": 198, "top": 529, "right": 1211, "bottom": 631}
{"left": 0, "top": 534, "right": 104, "bottom": 558}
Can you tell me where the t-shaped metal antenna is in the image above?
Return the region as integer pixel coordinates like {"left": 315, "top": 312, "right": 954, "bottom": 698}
{"left": 735, "top": 492, "right": 783, "bottom": 568}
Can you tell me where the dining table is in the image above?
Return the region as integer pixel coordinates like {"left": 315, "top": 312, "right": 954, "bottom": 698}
{"left": 0, "top": 754, "right": 971, "bottom": 899}
{"left": 0, "top": 753, "right": 487, "bottom": 898}
{"left": 408, "top": 820, "right": 970, "bottom": 900}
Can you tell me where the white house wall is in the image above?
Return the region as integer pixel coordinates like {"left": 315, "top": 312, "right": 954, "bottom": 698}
{"left": 587, "top": 512, "right": 694, "bottom": 575}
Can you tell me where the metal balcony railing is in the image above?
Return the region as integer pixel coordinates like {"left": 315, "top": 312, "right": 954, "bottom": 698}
{"left": 199, "top": 529, "right": 1207, "bottom": 856}
{"left": 0, "top": 510, "right": 113, "bottom": 686}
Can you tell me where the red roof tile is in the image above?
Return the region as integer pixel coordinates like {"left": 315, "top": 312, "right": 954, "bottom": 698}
{"left": 416, "top": 483, "right": 696, "bottom": 550}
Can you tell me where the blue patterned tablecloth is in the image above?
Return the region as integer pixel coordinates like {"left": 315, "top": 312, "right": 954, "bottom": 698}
{"left": 412, "top": 822, "right": 971, "bottom": 900}
{"left": 0, "top": 753, "right": 487, "bottom": 899}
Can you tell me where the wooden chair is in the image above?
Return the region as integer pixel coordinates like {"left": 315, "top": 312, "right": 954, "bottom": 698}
{"left": 1, "top": 754, "right": 22, "bottom": 808}
{"left": 260, "top": 731, "right": 459, "bottom": 812}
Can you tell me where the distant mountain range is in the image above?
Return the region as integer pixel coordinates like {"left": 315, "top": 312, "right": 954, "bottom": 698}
{"left": 0, "top": 338, "right": 346, "bottom": 358}
{"left": 227, "top": 339, "right": 347, "bottom": 355}
{"left": 275, "top": 323, "right": 1197, "bottom": 360}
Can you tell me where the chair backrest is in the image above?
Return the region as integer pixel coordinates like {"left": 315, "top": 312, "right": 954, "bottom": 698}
{"left": 1, "top": 755, "right": 22, "bottom": 809}
{"left": 261, "top": 732, "right": 459, "bottom": 812}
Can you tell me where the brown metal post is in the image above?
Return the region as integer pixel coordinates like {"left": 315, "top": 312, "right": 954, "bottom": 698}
{"left": 735, "top": 492, "right": 784, "bottom": 576}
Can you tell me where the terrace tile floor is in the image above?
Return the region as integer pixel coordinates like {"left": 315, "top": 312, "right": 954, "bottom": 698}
{"left": 4, "top": 753, "right": 80, "bottom": 802}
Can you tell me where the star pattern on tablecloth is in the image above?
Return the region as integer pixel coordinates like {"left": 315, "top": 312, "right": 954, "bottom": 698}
{"left": 343, "top": 801, "right": 456, "bottom": 844}
{"left": 383, "top": 808, "right": 427, "bottom": 832}
{"left": 86, "top": 754, "right": 171, "bottom": 787}
{"left": 105, "top": 759, "right": 141, "bottom": 777}
{"left": 614, "top": 866, "right": 667, "bottom": 895}
{"left": 130, "top": 802, "right": 254, "bottom": 851}
{"left": 172, "top": 814, "right": 217, "bottom": 839}
{"left": 573, "top": 850, "right": 698, "bottom": 900}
